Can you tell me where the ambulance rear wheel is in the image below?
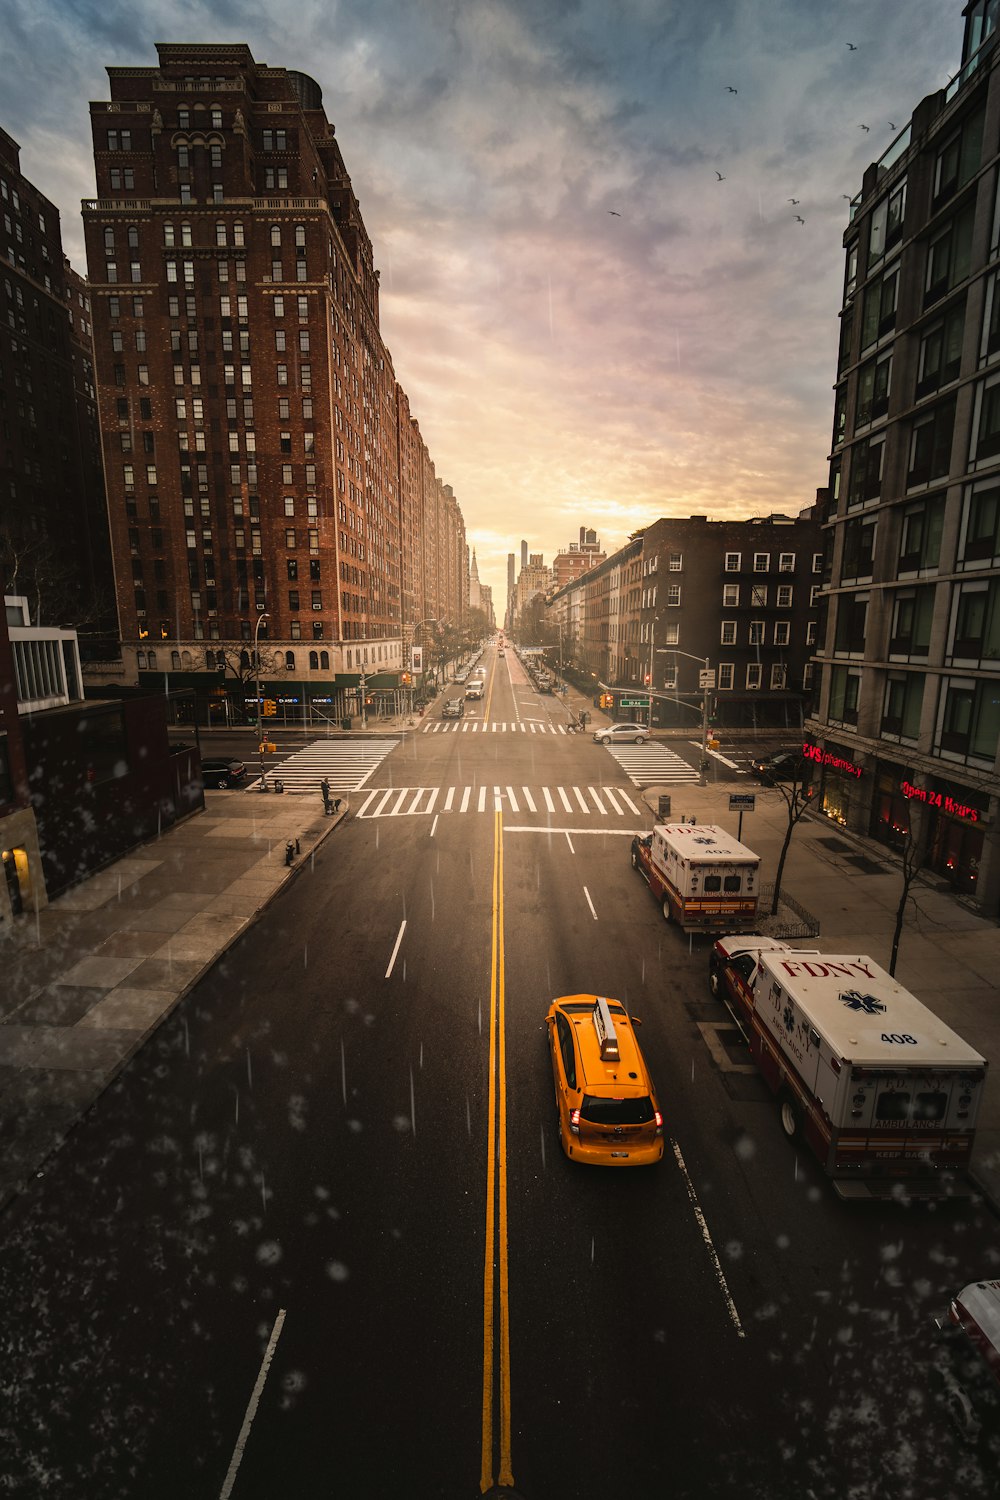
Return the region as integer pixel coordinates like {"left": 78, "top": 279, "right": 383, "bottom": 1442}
{"left": 779, "top": 1094, "right": 800, "bottom": 1141}
{"left": 662, "top": 897, "right": 672, "bottom": 923}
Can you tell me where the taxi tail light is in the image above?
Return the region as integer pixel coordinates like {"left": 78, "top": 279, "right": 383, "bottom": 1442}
{"left": 569, "top": 1108, "right": 581, "bottom": 1135}
{"left": 654, "top": 1110, "right": 664, "bottom": 1135}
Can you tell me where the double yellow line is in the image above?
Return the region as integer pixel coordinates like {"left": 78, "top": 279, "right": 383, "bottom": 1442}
{"left": 480, "top": 809, "right": 514, "bottom": 1491}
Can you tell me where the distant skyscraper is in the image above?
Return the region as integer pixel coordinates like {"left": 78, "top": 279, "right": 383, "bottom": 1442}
{"left": 520, "top": 539, "right": 528, "bottom": 572}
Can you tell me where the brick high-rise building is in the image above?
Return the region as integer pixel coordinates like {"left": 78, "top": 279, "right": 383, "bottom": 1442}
{"left": 0, "top": 127, "right": 115, "bottom": 655}
{"left": 82, "top": 43, "right": 465, "bottom": 718}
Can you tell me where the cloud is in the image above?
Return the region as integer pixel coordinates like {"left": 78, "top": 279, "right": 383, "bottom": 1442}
{"left": 1, "top": 0, "right": 961, "bottom": 605}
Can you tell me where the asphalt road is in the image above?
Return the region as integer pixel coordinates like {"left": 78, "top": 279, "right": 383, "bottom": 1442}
{"left": 1, "top": 647, "right": 997, "bottom": 1498}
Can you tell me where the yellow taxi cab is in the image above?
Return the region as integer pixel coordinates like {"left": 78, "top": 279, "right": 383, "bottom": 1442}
{"left": 545, "top": 994, "right": 664, "bottom": 1165}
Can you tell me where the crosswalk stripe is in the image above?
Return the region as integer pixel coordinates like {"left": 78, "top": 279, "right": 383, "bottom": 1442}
{"left": 589, "top": 787, "right": 608, "bottom": 815}
{"left": 573, "top": 787, "right": 589, "bottom": 813}
{"left": 352, "top": 784, "right": 651, "bottom": 820}
{"left": 543, "top": 787, "right": 555, "bottom": 812}
{"left": 522, "top": 787, "right": 537, "bottom": 813}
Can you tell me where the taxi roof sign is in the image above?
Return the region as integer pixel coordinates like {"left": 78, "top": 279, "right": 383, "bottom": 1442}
{"left": 592, "top": 996, "right": 620, "bottom": 1062}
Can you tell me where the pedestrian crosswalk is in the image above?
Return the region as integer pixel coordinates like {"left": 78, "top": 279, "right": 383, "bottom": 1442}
{"left": 246, "top": 739, "right": 400, "bottom": 795}
{"left": 603, "top": 744, "right": 701, "bottom": 787}
{"left": 354, "top": 783, "right": 646, "bottom": 819}
{"left": 422, "top": 719, "right": 572, "bottom": 734}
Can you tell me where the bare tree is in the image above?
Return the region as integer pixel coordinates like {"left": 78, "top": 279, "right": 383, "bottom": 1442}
{"left": 768, "top": 758, "right": 817, "bottom": 916}
{"left": 0, "top": 522, "right": 114, "bottom": 632}
{"left": 888, "top": 806, "right": 930, "bottom": 977}
{"left": 214, "top": 643, "right": 288, "bottom": 721}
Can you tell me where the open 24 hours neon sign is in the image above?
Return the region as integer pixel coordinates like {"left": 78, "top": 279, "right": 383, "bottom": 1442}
{"left": 900, "top": 780, "right": 980, "bottom": 823}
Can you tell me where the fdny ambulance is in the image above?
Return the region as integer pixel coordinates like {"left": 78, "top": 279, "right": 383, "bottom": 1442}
{"left": 710, "top": 938, "right": 988, "bottom": 1198}
{"left": 630, "top": 822, "right": 759, "bottom": 932}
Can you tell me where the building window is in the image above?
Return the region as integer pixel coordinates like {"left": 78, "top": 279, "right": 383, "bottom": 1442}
{"left": 959, "top": 479, "right": 1000, "bottom": 564}
{"left": 860, "top": 265, "right": 899, "bottom": 350}
{"left": 751, "top": 583, "right": 768, "bottom": 607}
{"left": 907, "top": 397, "right": 955, "bottom": 487}
{"left": 868, "top": 177, "right": 906, "bottom": 262}
{"left": 753, "top": 553, "right": 769, "bottom": 572}
{"left": 748, "top": 621, "right": 764, "bottom": 645}
{"left": 718, "top": 664, "right": 734, "bottom": 690}
{"left": 856, "top": 350, "right": 892, "bottom": 425}
{"left": 746, "top": 663, "right": 762, "bottom": 690}
{"left": 936, "top": 677, "right": 1000, "bottom": 762}
{"left": 770, "top": 663, "right": 787, "bottom": 690}
{"left": 724, "top": 552, "right": 741, "bottom": 571}
{"left": 949, "top": 579, "right": 1000, "bottom": 662}
{"left": 842, "top": 517, "right": 876, "bottom": 582}
{"left": 882, "top": 673, "right": 924, "bottom": 741}
{"left": 933, "top": 105, "right": 984, "bottom": 209}
{"left": 667, "top": 585, "right": 681, "bottom": 605}
{"left": 776, "top": 583, "right": 794, "bottom": 607}
{"left": 925, "top": 202, "right": 975, "bottom": 308}
{"left": 774, "top": 622, "right": 790, "bottom": 646}
{"left": 664, "top": 622, "right": 679, "bottom": 645}
{"left": 721, "top": 621, "right": 737, "bottom": 645}
{"left": 828, "top": 665, "right": 861, "bottom": 724}
{"left": 844, "top": 240, "right": 859, "bottom": 302}
{"left": 847, "top": 432, "right": 885, "bottom": 507}
{"left": 970, "top": 373, "right": 1000, "bottom": 465}
{"left": 834, "top": 594, "right": 869, "bottom": 655}
{"left": 917, "top": 298, "right": 966, "bottom": 397}
{"left": 722, "top": 583, "right": 740, "bottom": 607}
{"left": 668, "top": 552, "right": 682, "bottom": 571}
{"left": 898, "top": 495, "right": 944, "bottom": 573}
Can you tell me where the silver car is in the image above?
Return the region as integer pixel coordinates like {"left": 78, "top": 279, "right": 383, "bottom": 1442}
{"left": 593, "top": 722, "right": 648, "bottom": 745}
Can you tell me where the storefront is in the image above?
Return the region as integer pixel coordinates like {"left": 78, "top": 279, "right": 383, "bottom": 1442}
{"left": 869, "top": 759, "right": 915, "bottom": 853}
{"left": 901, "top": 776, "right": 989, "bottom": 896}
{"left": 804, "top": 739, "right": 865, "bottom": 827}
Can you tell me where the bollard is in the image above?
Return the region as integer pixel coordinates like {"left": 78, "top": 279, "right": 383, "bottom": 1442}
{"left": 295, "top": 837, "right": 301, "bottom": 854}
{"left": 285, "top": 840, "right": 294, "bottom": 866}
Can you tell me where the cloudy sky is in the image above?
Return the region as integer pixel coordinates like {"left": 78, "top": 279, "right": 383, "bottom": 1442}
{"left": 3, "top": 0, "right": 962, "bottom": 606}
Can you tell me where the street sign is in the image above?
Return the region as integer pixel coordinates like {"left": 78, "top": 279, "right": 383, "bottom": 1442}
{"left": 620, "top": 697, "right": 650, "bottom": 708}
{"left": 699, "top": 670, "right": 716, "bottom": 688}
{"left": 411, "top": 646, "right": 423, "bottom": 672}
{"left": 729, "top": 794, "right": 756, "bottom": 811}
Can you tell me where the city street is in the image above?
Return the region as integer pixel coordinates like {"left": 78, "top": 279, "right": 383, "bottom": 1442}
{"left": 0, "top": 650, "right": 996, "bottom": 1499}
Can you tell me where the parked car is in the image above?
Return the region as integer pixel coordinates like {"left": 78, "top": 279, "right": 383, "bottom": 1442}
{"left": 442, "top": 698, "right": 465, "bottom": 718}
{"left": 593, "top": 722, "right": 648, "bottom": 746}
{"left": 750, "top": 748, "right": 809, "bottom": 784}
{"left": 200, "top": 759, "right": 247, "bottom": 790}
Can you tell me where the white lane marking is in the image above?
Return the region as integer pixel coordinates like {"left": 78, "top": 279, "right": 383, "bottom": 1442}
{"left": 506, "top": 785, "right": 518, "bottom": 811}
{"left": 391, "top": 788, "right": 409, "bottom": 815}
{"left": 385, "top": 919, "right": 407, "bottom": 979}
{"left": 565, "top": 832, "right": 575, "bottom": 854}
{"left": 522, "top": 787, "right": 537, "bottom": 812}
{"left": 543, "top": 787, "right": 555, "bottom": 812}
{"left": 619, "top": 789, "right": 643, "bottom": 815}
{"left": 504, "top": 826, "right": 642, "bottom": 835}
{"left": 374, "top": 788, "right": 395, "bottom": 816}
{"left": 444, "top": 787, "right": 456, "bottom": 811}
{"left": 461, "top": 786, "right": 472, "bottom": 813}
{"left": 355, "top": 789, "right": 379, "bottom": 817}
{"left": 603, "top": 786, "right": 624, "bottom": 815}
{"left": 573, "top": 786, "right": 589, "bottom": 813}
{"left": 583, "top": 886, "right": 598, "bottom": 920}
{"left": 219, "top": 1308, "right": 287, "bottom": 1500}
{"left": 430, "top": 814, "right": 439, "bottom": 838}
{"left": 558, "top": 787, "right": 572, "bottom": 812}
{"left": 425, "top": 787, "right": 439, "bottom": 815}
{"left": 589, "top": 787, "right": 608, "bottom": 815}
{"left": 478, "top": 786, "right": 487, "bottom": 812}
{"left": 688, "top": 740, "right": 740, "bottom": 769}
{"left": 408, "top": 788, "right": 426, "bottom": 814}
{"left": 671, "top": 1139, "right": 745, "bottom": 1339}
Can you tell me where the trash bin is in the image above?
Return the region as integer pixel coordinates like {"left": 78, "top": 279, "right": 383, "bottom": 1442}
{"left": 658, "top": 795, "right": 672, "bottom": 819}
{"left": 341, "top": 716, "right": 352, "bottom": 731}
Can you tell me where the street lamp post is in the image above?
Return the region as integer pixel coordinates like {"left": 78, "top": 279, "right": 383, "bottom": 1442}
{"left": 662, "top": 647, "right": 713, "bottom": 786}
{"left": 409, "top": 617, "right": 443, "bottom": 700}
{"left": 254, "top": 609, "right": 269, "bottom": 789}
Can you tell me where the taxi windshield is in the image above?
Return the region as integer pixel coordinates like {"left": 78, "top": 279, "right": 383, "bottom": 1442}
{"left": 581, "top": 1094, "right": 655, "bottom": 1125}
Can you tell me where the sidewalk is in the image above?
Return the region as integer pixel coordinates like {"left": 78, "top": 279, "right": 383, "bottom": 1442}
{"left": 2, "top": 744, "right": 997, "bottom": 1216}
{"left": 0, "top": 792, "right": 341, "bottom": 1214}
{"left": 638, "top": 778, "right": 1000, "bottom": 1208}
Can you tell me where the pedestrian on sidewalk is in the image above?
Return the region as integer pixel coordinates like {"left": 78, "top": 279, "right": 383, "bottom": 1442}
{"left": 321, "top": 776, "right": 332, "bottom": 815}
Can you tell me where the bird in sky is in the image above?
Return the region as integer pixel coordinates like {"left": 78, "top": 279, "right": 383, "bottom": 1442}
{"left": 726, "top": 85, "right": 738, "bottom": 94}
{"left": 888, "top": 121, "right": 897, "bottom": 130}
{"left": 846, "top": 42, "right": 858, "bottom": 50}
{"left": 842, "top": 193, "right": 853, "bottom": 199}
{"left": 859, "top": 123, "right": 870, "bottom": 132}
{"left": 715, "top": 171, "right": 726, "bottom": 181}
{"left": 608, "top": 210, "right": 621, "bottom": 216}
{"left": 794, "top": 215, "right": 805, "bottom": 224}
{"left": 788, "top": 198, "right": 800, "bottom": 205}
